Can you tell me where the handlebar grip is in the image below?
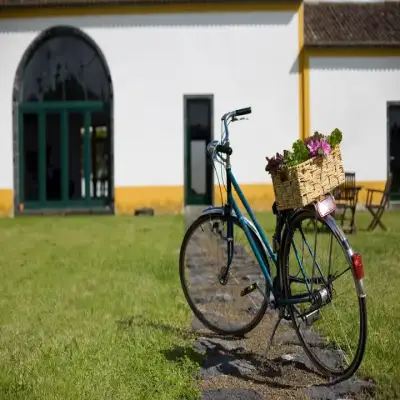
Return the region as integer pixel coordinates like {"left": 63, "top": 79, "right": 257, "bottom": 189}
{"left": 216, "top": 144, "right": 233, "bottom": 156}
{"left": 234, "top": 107, "right": 252, "bottom": 116}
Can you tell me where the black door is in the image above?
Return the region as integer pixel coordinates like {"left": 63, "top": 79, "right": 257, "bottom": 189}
{"left": 16, "top": 27, "right": 113, "bottom": 213}
{"left": 184, "top": 96, "right": 214, "bottom": 206}
{"left": 19, "top": 104, "right": 111, "bottom": 211}
{"left": 388, "top": 104, "right": 400, "bottom": 201}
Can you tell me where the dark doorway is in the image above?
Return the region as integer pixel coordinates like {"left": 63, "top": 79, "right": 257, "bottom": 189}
{"left": 388, "top": 103, "right": 400, "bottom": 202}
{"left": 15, "top": 26, "right": 113, "bottom": 212}
{"left": 184, "top": 95, "right": 213, "bottom": 206}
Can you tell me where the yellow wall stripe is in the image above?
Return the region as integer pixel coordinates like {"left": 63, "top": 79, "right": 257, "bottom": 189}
{"left": 114, "top": 181, "right": 385, "bottom": 215}
{"left": 303, "top": 53, "right": 310, "bottom": 139}
{"left": 114, "top": 184, "right": 277, "bottom": 215}
{"left": 0, "top": 181, "right": 388, "bottom": 217}
{"left": 297, "top": 2, "right": 305, "bottom": 140}
{"left": 306, "top": 47, "right": 400, "bottom": 58}
{"left": 0, "top": 190, "right": 13, "bottom": 217}
{"left": 0, "top": 2, "right": 300, "bottom": 19}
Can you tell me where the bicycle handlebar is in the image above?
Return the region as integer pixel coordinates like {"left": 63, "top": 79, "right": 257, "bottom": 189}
{"left": 221, "top": 106, "right": 252, "bottom": 145}
{"left": 235, "top": 107, "right": 252, "bottom": 117}
{"left": 216, "top": 144, "right": 233, "bottom": 155}
{"left": 221, "top": 106, "right": 252, "bottom": 122}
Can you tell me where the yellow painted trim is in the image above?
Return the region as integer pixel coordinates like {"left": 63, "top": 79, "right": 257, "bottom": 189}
{"left": 356, "top": 181, "right": 386, "bottom": 207}
{"left": 0, "top": 181, "right": 389, "bottom": 217}
{"left": 306, "top": 47, "right": 400, "bottom": 58}
{"left": 297, "top": 2, "right": 305, "bottom": 140}
{"left": 0, "top": 189, "right": 13, "bottom": 217}
{"left": 215, "top": 184, "right": 277, "bottom": 213}
{"left": 0, "top": 2, "right": 300, "bottom": 19}
{"left": 114, "top": 184, "right": 277, "bottom": 215}
{"left": 303, "top": 52, "right": 310, "bottom": 139}
{"left": 115, "top": 186, "right": 184, "bottom": 215}
{"left": 111, "top": 181, "right": 390, "bottom": 215}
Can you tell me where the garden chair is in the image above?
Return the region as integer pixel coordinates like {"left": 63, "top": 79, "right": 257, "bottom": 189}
{"left": 332, "top": 172, "right": 360, "bottom": 234}
{"left": 365, "top": 174, "right": 393, "bottom": 232}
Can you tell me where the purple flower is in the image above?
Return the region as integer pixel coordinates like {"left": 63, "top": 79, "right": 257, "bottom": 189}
{"left": 307, "top": 139, "right": 320, "bottom": 156}
{"left": 307, "top": 138, "right": 331, "bottom": 157}
{"left": 317, "top": 139, "right": 331, "bottom": 156}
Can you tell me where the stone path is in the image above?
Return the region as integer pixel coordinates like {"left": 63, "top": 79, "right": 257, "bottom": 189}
{"left": 183, "top": 209, "right": 375, "bottom": 400}
{"left": 192, "top": 316, "right": 375, "bottom": 399}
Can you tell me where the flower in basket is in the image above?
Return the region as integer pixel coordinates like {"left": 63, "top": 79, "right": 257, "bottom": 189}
{"left": 265, "top": 128, "right": 343, "bottom": 176}
{"left": 265, "top": 128, "right": 344, "bottom": 210}
{"left": 307, "top": 138, "right": 331, "bottom": 157}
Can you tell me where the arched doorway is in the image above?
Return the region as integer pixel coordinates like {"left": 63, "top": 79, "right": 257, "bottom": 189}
{"left": 14, "top": 26, "right": 113, "bottom": 213}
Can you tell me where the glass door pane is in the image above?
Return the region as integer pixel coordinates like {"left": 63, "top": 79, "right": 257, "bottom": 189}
{"left": 21, "top": 113, "right": 39, "bottom": 202}
{"left": 68, "top": 112, "right": 85, "bottom": 201}
{"left": 45, "top": 113, "right": 62, "bottom": 201}
{"left": 190, "top": 140, "right": 207, "bottom": 196}
{"left": 91, "top": 111, "right": 111, "bottom": 202}
{"left": 389, "top": 105, "right": 400, "bottom": 201}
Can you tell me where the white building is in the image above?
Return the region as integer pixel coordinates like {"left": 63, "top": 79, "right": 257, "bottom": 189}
{"left": 0, "top": 0, "right": 398, "bottom": 216}
{"left": 305, "top": 1, "right": 400, "bottom": 208}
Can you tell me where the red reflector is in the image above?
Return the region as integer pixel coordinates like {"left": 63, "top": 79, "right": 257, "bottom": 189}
{"left": 351, "top": 253, "right": 365, "bottom": 280}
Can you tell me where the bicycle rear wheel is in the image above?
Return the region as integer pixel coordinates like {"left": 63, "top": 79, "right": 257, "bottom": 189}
{"left": 179, "top": 212, "right": 270, "bottom": 336}
{"left": 281, "top": 208, "right": 367, "bottom": 382}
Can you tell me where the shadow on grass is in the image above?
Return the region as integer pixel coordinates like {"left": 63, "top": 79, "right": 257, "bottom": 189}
{"left": 115, "top": 315, "right": 244, "bottom": 341}
{"left": 115, "top": 315, "right": 194, "bottom": 338}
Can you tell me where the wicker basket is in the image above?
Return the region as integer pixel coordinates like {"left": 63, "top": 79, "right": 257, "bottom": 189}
{"left": 271, "top": 146, "right": 345, "bottom": 211}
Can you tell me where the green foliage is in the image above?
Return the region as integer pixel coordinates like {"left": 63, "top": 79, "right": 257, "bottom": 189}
{"left": 328, "top": 128, "right": 343, "bottom": 148}
{"left": 285, "top": 140, "right": 310, "bottom": 167}
{"left": 265, "top": 128, "right": 343, "bottom": 175}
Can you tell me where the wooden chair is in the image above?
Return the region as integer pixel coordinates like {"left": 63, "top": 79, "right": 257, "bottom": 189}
{"left": 333, "top": 172, "right": 360, "bottom": 234}
{"left": 365, "top": 174, "right": 393, "bottom": 232}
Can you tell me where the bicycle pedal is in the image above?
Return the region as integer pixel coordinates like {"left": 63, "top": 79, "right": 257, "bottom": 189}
{"left": 305, "top": 309, "right": 321, "bottom": 326}
{"left": 240, "top": 283, "right": 258, "bottom": 297}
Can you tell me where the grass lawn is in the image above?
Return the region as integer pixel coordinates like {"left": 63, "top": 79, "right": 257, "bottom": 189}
{"left": 0, "top": 215, "right": 199, "bottom": 400}
{"left": 0, "top": 211, "right": 399, "bottom": 399}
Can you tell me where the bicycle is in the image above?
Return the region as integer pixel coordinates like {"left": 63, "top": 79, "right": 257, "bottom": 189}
{"left": 179, "top": 106, "right": 367, "bottom": 383}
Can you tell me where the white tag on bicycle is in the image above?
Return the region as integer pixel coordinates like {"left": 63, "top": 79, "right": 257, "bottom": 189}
{"left": 314, "top": 195, "right": 336, "bottom": 218}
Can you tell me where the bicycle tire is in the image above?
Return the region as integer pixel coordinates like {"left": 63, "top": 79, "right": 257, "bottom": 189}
{"left": 281, "top": 208, "right": 367, "bottom": 382}
{"left": 179, "top": 212, "right": 270, "bottom": 337}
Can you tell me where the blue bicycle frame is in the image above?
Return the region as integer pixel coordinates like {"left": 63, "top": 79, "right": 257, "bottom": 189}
{"left": 211, "top": 110, "right": 322, "bottom": 307}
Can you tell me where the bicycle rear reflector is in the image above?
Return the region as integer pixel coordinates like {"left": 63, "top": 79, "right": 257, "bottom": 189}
{"left": 351, "top": 253, "right": 365, "bottom": 280}
{"left": 315, "top": 195, "right": 336, "bottom": 218}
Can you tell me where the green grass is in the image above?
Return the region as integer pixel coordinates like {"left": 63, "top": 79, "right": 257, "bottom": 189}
{"left": 0, "top": 216, "right": 200, "bottom": 400}
{"left": 0, "top": 211, "right": 400, "bottom": 399}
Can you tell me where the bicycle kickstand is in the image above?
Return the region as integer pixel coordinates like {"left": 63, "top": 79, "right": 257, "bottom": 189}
{"left": 263, "top": 308, "right": 284, "bottom": 361}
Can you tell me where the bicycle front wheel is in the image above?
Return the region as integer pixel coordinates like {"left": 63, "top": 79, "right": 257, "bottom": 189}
{"left": 281, "top": 208, "right": 367, "bottom": 382}
{"left": 179, "top": 212, "right": 270, "bottom": 336}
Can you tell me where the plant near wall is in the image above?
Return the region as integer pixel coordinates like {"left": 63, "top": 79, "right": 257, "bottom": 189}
{"left": 265, "top": 128, "right": 343, "bottom": 175}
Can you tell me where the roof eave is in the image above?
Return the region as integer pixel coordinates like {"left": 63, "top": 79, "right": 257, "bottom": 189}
{"left": 305, "top": 42, "right": 400, "bottom": 49}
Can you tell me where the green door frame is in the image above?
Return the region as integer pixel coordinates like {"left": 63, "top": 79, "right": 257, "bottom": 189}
{"left": 18, "top": 101, "right": 112, "bottom": 211}
{"left": 184, "top": 95, "right": 214, "bottom": 206}
{"left": 388, "top": 102, "right": 400, "bottom": 202}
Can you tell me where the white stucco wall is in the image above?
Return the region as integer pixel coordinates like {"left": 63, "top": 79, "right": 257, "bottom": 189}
{"left": 0, "top": 10, "right": 300, "bottom": 193}
{"left": 309, "top": 56, "right": 400, "bottom": 182}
